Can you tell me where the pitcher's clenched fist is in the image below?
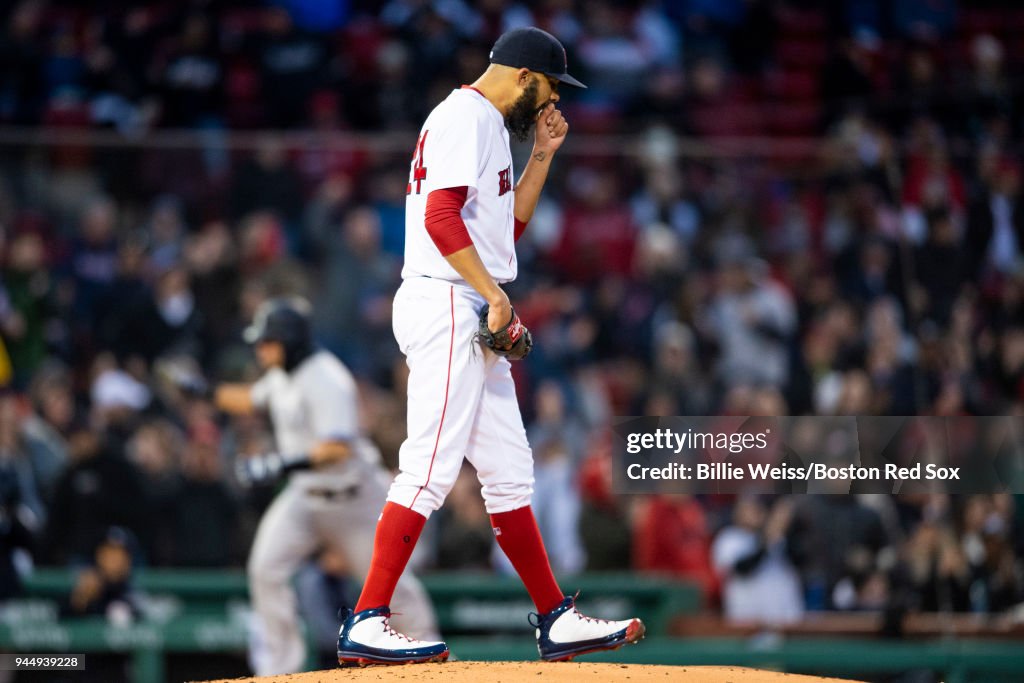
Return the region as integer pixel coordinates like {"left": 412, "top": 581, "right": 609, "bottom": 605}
{"left": 535, "top": 103, "right": 569, "bottom": 151}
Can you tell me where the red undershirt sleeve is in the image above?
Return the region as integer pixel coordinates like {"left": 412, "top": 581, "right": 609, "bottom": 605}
{"left": 424, "top": 186, "right": 472, "bottom": 256}
{"left": 514, "top": 217, "right": 527, "bottom": 242}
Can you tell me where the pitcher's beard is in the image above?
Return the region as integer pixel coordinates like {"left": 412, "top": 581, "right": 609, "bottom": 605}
{"left": 505, "top": 79, "right": 541, "bottom": 143}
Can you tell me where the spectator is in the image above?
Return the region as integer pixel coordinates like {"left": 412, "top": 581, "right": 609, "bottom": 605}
{"left": 0, "top": 391, "right": 43, "bottom": 598}
{"left": 892, "top": 0, "right": 957, "bottom": 41}
{"left": 126, "top": 419, "right": 181, "bottom": 565}
{"left": 574, "top": 0, "right": 680, "bottom": 107}
{"left": 963, "top": 35, "right": 1010, "bottom": 135}
{"left": 313, "top": 206, "right": 399, "bottom": 374}
{"left": 966, "top": 159, "right": 1024, "bottom": 281}
{"left": 526, "top": 380, "right": 588, "bottom": 464}
{"left": 434, "top": 464, "right": 492, "bottom": 571}
{"left": 0, "top": 458, "right": 35, "bottom": 600}
{"left": 256, "top": 9, "right": 330, "bottom": 127}
{"left": 649, "top": 320, "right": 713, "bottom": 415}
{"left": 788, "top": 495, "right": 889, "bottom": 610}
{"left": 230, "top": 140, "right": 305, "bottom": 228}
{"left": 789, "top": 320, "right": 842, "bottom": 415}
{"left": 2, "top": 228, "right": 55, "bottom": 385}
{"left": 96, "top": 236, "right": 150, "bottom": 359}
{"left": 0, "top": 1, "right": 45, "bottom": 124}
{"left": 22, "top": 363, "right": 74, "bottom": 500}
{"left": 368, "top": 166, "right": 409, "bottom": 258}
{"left": 127, "top": 265, "right": 204, "bottom": 363}
{"left": 707, "top": 255, "right": 796, "bottom": 390}
{"left": 863, "top": 298, "right": 920, "bottom": 414}
{"left": 144, "top": 195, "right": 188, "bottom": 271}
{"left": 891, "top": 519, "right": 972, "bottom": 613}
{"left": 68, "top": 197, "right": 120, "bottom": 342}
{"left": 913, "top": 208, "right": 965, "bottom": 326}
{"left": 295, "top": 549, "right": 354, "bottom": 670}
{"left": 578, "top": 433, "right": 632, "bottom": 571}
{"left": 96, "top": 8, "right": 158, "bottom": 110}
{"left": 633, "top": 493, "right": 718, "bottom": 603}
{"left": 388, "top": 5, "right": 464, "bottom": 95}
{"left": 157, "top": 13, "right": 223, "bottom": 128}
{"left": 65, "top": 526, "right": 141, "bottom": 621}
{"left": 0, "top": 391, "right": 46, "bottom": 524}
{"left": 43, "top": 422, "right": 151, "bottom": 565}
{"left": 549, "top": 167, "right": 636, "bottom": 284}
{"left": 901, "top": 138, "right": 966, "bottom": 233}
{"left": 172, "top": 426, "right": 239, "bottom": 567}
{"left": 821, "top": 30, "right": 879, "bottom": 126}
{"left": 182, "top": 221, "right": 240, "bottom": 360}
{"left": 630, "top": 162, "right": 701, "bottom": 246}
{"left": 370, "top": 40, "right": 419, "bottom": 132}
{"left": 891, "top": 45, "right": 946, "bottom": 133}
{"left": 960, "top": 495, "right": 1023, "bottom": 612}
{"left": 526, "top": 437, "right": 585, "bottom": 575}
{"left": 839, "top": 237, "right": 899, "bottom": 305}
{"left": 712, "top": 496, "right": 804, "bottom": 624}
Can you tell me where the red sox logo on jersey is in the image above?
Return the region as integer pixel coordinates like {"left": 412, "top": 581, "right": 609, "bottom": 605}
{"left": 498, "top": 165, "right": 512, "bottom": 196}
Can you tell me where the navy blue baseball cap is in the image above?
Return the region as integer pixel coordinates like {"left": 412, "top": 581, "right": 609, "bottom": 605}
{"left": 489, "top": 27, "right": 587, "bottom": 89}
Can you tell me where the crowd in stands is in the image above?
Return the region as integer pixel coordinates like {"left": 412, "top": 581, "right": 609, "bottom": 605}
{"left": 1, "top": 0, "right": 1023, "bottom": 628}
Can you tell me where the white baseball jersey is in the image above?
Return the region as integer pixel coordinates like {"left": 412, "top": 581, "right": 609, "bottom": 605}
{"left": 401, "top": 87, "right": 517, "bottom": 283}
{"left": 250, "top": 350, "right": 379, "bottom": 486}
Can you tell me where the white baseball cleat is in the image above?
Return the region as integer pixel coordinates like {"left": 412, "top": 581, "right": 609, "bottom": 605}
{"left": 532, "top": 594, "right": 646, "bottom": 662}
{"left": 337, "top": 606, "right": 449, "bottom": 666}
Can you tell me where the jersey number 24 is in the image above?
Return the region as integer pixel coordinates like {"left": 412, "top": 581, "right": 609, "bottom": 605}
{"left": 406, "top": 131, "right": 428, "bottom": 195}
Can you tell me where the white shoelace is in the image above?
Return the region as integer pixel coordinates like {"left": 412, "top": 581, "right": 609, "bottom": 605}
{"left": 381, "top": 614, "right": 414, "bottom": 643}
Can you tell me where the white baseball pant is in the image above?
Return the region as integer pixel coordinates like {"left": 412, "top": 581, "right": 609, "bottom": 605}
{"left": 387, "top": 276, "right": 535, "bottom": 518}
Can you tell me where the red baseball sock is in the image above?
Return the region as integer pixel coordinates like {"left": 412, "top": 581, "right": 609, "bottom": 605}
{"left": 490, "top": 506, "right": 564, "bottom": 614}
{"left": 355, "top": 502, "right": 427, "bottom": 612}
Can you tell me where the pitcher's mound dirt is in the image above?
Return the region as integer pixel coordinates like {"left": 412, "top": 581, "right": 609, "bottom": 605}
{"left": 198, "top": 661, "right": 864, "bottom": 683}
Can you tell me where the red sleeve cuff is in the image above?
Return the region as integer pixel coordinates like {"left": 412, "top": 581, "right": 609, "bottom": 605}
{"left": 514, "top": 218, "right": 527, "bottom": 242}
{"left": 425, "top": 186, "right": 472, "bottom": 256}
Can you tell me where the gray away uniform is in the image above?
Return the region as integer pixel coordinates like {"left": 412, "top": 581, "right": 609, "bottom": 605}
{"left": 246, "top": 350, "right": 438, "bottom": 675}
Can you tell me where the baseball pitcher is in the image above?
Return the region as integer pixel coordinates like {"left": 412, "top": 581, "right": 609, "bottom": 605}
{"left": 336, "top": 27, "right": 645, "bottom": 666}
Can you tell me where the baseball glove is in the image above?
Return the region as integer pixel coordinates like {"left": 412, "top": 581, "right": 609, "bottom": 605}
{"left": 478, "top": 304, "right": 533, "bottom": 360}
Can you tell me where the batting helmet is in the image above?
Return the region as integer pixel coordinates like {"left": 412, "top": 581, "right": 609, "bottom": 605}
{"left": 243, "top": 297, "right": 315, "bottom": 371}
